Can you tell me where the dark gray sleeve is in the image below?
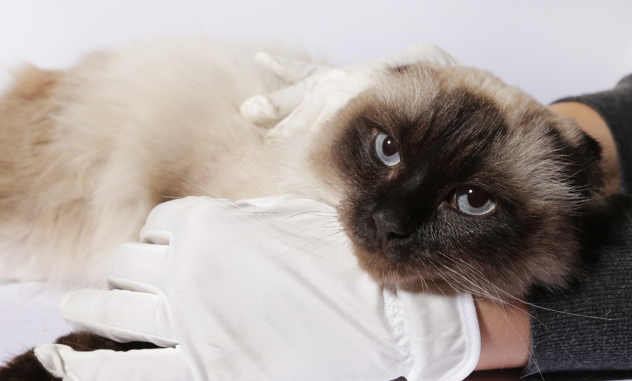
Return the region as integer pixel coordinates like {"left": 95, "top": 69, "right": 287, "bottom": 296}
{"left": 524, "top": 195, "right": 632, "bottom": 376}
{"left": 524, "top": 77, "right": 632, "bottom": 377}
{"left": 555, "top": 74, "right": 632, "bottom": 193}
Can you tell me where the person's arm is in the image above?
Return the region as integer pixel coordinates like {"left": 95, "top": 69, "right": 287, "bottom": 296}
{"left": 474, "top": 299, "right": 530, "bottom": 370}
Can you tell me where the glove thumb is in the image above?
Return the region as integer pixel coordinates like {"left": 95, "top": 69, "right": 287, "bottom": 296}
{"left": 35, "top": 343, "right": 194, "bottom": 381}
{"left": 240, "top": 81, "right": 310, "bottom": 127}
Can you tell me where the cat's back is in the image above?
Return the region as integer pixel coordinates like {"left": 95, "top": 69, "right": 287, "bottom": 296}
{"left": 0, "top": 37, "right": 312, "bottom": 282}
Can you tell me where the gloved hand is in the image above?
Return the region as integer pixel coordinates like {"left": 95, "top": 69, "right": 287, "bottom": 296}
{"left": 240, "top": 43, "right": 461, "bottom": 140}
{"left": 35, "top": 196, "right": 480, "bottom": 381}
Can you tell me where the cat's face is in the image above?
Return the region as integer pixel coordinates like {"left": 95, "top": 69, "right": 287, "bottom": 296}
{"left": 309, "top": 63, "right": 603, "bottom": 298}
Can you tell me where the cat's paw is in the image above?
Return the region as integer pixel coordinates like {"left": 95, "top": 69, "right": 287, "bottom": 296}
{"left": 0, "top": 332, "right": 160, "bottom": 381}
{"left": 0, "top": 349, "right": 60, "bottom": 381}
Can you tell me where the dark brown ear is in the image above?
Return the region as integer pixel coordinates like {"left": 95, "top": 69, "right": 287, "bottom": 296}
{"left": 567, "top": 129, "right": 604, "bottom": 197}
{"left": 0, "top": 332, "right": 158, "bottom": 381}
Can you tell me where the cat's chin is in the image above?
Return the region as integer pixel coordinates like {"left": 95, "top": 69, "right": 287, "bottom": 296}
{"left": 349, "top": 240, "right": 438, "bottom": 286}
{"left": 350, "top": 245, "right": 463, "bottom": 297}
{"left": 348, "top": 239, "right": 529, "bottom": 300}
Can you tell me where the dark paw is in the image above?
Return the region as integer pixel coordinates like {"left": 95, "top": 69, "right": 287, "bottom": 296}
{"left": 0, "top": 331, "right": 158, "bottom": 380}
{"left": 0, "top": 348, "right": 60, "bottom": 381}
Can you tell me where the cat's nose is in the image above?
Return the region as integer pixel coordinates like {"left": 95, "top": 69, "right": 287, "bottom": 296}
{"left": 372, "top": 209, "right": 413, "bottom": 251}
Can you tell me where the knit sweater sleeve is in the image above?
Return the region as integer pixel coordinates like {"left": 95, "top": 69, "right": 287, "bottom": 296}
{"left": 524, "top": 75, "right": 632, "bottom": 376}
{"left": 525, "top": 194, "right": 632, "bottom": 376}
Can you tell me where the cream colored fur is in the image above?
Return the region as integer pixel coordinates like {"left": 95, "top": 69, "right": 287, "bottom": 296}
{"left": 0, "top": 37, "right": 339, "bottom": 285}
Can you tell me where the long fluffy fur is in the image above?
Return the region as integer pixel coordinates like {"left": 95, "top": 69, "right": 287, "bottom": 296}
{"left": 0, "top": 37, "right": 339, "bottom": 284}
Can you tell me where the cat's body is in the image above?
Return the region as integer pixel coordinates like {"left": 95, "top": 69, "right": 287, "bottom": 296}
{"left": 0, "top": 37, "right": 337, "bottom": 284}
{"left": 0, "top": 35, "right": 606, "bottom": 379}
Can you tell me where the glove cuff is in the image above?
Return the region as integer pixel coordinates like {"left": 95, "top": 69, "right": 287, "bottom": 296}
{"left": 394, "top": 288, "right": 480, "bottom": 381}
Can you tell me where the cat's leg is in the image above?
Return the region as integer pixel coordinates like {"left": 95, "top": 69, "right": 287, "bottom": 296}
{"left": 0, "top": 332, "right": 158, "bottom": 380}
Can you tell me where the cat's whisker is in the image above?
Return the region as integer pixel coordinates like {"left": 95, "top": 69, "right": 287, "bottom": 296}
{"left": 454, "top": 266, "right": 612, "bottom": 369}
{"left": 503, "top": 302, "right": 547, "bottom": 372}
{"left": 428, "top": 250, "right": 496, "bottom": 292}
{"left": 528, "top": 308, "right": 583, "bottom": 372}
{"left": 263, "top": 222, "right": 344, "bottom": 239}
{"left": 489, "top": 286, "right": 616, "bottom": 321}
{"left": 431, "top": 264, "right": 494, "bottom": 300}
{"left": 275, "top": 230, "right": 348, "bottom": 257}
{"left": 434, "top": 268, "right": 489, "bottom": 300}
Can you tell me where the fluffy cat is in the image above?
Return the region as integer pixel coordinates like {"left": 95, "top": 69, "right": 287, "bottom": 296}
{"left": 0, "top": 36, "right": 603, "bottom": 298}
{"left": 0, "top": 35, "right": 605, "bottom": 379}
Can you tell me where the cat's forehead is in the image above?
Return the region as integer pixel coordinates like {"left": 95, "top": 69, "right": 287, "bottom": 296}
{"left": 371, "top": 65, "right": 515, "bottom": 135}
{"left": 376, "top": 81, "right": 504, "bottom": 143}
{"left": 345, "top": 62, "right": 588, "bottom": 163}
{"left": 370, "top": 62, "right": 584, "bottom": 144}
{"left": 324, "top": 62, "right": 598, "bottom": 199}
{"left": 349, "top": 68, "right": 510, "bottom": 166}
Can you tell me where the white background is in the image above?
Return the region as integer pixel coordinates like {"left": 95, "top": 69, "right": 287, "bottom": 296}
{"left": 0, "top": 0, "right": 631, "bottom": 104}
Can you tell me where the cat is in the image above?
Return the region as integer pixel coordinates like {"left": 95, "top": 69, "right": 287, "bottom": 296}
{"left": 0, "top": 36, "right": 603, "bottom": 378}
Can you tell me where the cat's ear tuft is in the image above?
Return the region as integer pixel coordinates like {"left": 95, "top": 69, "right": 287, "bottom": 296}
{"left": 571, "top": 129, "right": 605, "bottom": 196}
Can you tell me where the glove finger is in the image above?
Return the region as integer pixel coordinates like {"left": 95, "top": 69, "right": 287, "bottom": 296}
{"left": 59, "top": 288, "right": 177, "bottom": 347}
{"left": 264, "top": 102, "right": 316, "bottom": 141}
{"left": 240, "top": 81, "right": 309, "bottom": 126}
{"left": 34, "top": 343, "right": 193, "bottom": 381}
{"left": 255, "top": 51, "right": 327, "bottom": 83}
{"left": 106, "top": 242, "right": 168, "bottom": 292}
{"left": 265, "top": 69, "right": 352, "bottom": 141}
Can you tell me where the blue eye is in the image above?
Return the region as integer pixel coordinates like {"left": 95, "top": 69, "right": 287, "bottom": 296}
{"left": 454, "top": 187, "right": 497, "bottom": 216}
{"left": 375, "top": 132, "right": 400, "bottom": 166}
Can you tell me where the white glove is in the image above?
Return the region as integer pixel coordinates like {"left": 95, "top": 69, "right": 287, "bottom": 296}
{"left": 240, "top": 43, "right": 461, "bottom": 140}
{"left": 35, "top": 196, "right": 480, "bottom": 381}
